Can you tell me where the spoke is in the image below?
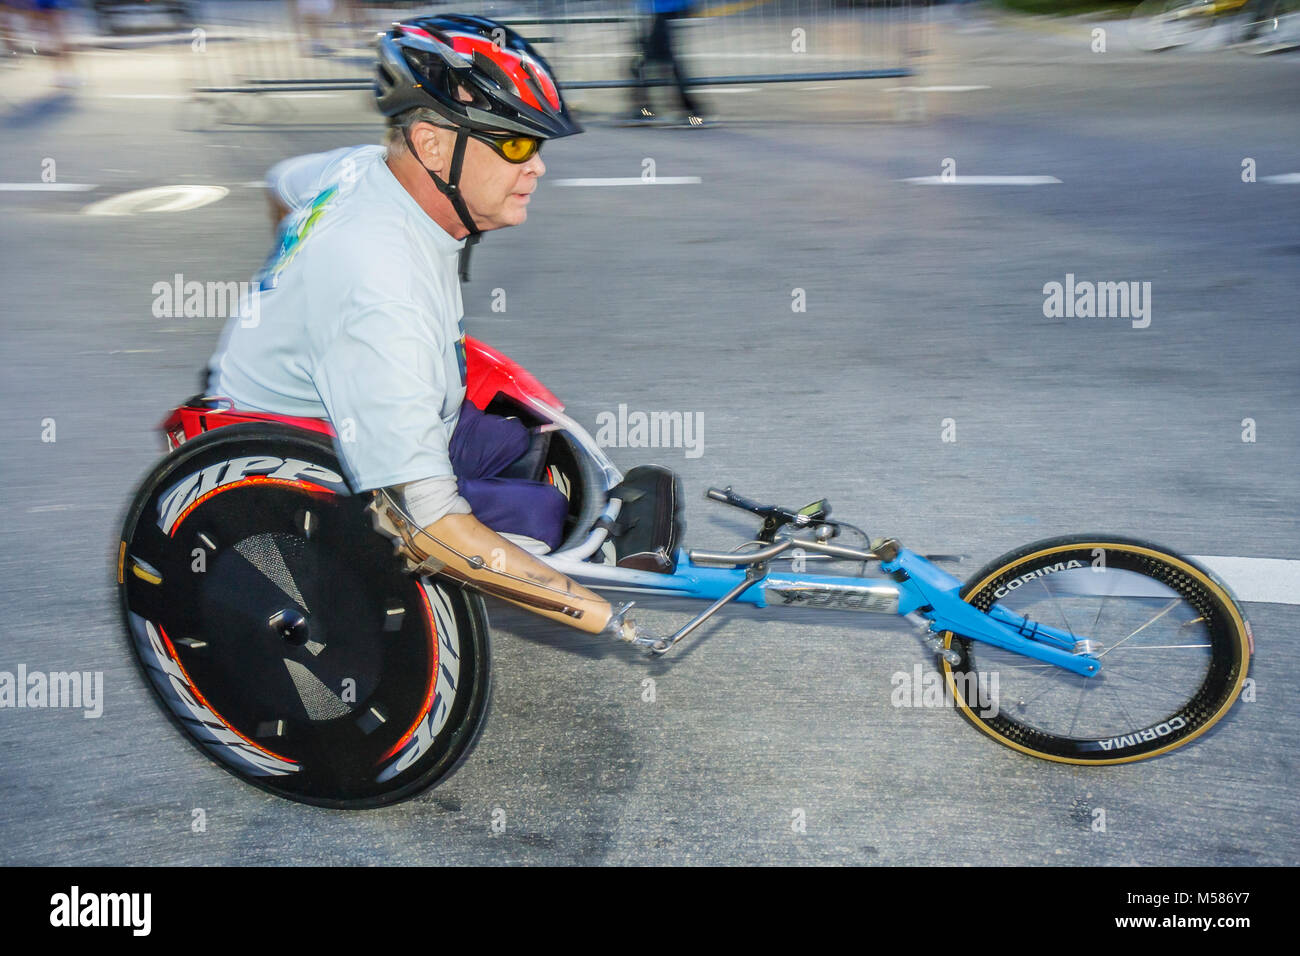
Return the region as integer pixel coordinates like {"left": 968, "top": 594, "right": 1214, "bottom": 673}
{"left": 1101, "top": 675, "right": 1140, "bottom": 736}
{"left": 1005, "top": 674, "right": 1073, "bottom": 711}
{"left": 1098, "top": 599, "right": 1181, "bottom": 658}
{"left": 1103, "top": 643, "right": 1211, "bottom": 651}
{"left": 975, "top": 644, "right": 1074, "bottom": 706}
{"left": 976, "top": 656, "right": 1058, "bottom": 671}
{"left": 1097, "top": 666, "right": 1199, "bottom": 707}
{"left": 1038, "top": 576, "right": 1077, "bottom": 639}
{"left": 1090, "top": 570, "right": 1121, "bottom": 635}
{"left": 1067, "top": 674, "right": 1090, "bottom": 737}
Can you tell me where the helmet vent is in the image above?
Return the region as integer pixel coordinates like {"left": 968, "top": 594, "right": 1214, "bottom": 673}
{"left": 472, "top": 50, "right": 517, "bottom": 97}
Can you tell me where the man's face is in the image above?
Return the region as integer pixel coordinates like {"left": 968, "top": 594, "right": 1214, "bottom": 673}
{"left": 435, "top": 127, "right": 546, "bottom": 232}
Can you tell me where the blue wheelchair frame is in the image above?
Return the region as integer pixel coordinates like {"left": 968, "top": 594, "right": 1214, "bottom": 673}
{"left": 550, "top": 542, "right": 1100, "bottom": 675}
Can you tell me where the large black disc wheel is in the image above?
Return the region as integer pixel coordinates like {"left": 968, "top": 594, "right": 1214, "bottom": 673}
{"left": 118, "top": 423, "right": 491, "bottom": 808}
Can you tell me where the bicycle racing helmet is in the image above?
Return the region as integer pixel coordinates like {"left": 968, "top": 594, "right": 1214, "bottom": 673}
{"left": 375, "top": 14, "right": 582, "bottom": 280}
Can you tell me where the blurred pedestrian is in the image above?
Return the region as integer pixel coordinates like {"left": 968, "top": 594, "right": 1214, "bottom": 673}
{"left": 0, "top": 0, "right": 28, "bottom": 62}
{"left": 29, "top": 0, "right": 77, "bottom": 87}
{"left": 294, "top": 0, "right": 336, "bottom": 56}
{"left": 626, "top": 0, "right": 710, "bottom": 126}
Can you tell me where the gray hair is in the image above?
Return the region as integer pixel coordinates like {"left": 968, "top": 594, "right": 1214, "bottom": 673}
{"left": 385, "top": 107, "right": 446, "bottom": 156}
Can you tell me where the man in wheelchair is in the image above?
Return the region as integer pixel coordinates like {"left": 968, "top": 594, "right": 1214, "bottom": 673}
{"left": 206, "top": 15, "right": 637, "bottom": 642}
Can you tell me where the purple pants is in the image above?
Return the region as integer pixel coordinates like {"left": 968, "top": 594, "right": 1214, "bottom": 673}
{"left": 448, "top": 400, "right": 569, "bottom": 550}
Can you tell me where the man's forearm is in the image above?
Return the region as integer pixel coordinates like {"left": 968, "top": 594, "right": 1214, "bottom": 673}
{"left": 410, "top": 512, "right": 614, "bottom": 634}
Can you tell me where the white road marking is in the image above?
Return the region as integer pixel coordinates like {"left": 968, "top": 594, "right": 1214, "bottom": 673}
{"left": 81, "top": 184, "right": 229, "bottom": 216}
{"left": 898, "top": 175, "right": 1062, "bottom": 185}
{"left": 99, "top": 91, "right": 345, "bottom": 100}
{"left": 1261, "top": 173, "right": 1300, "bottom": 184}
{"left": 1189, "top": 555, "right": 1300, "bottom": 606}
{"left": 884, "top": 85, "right": 991, "bottom": 92}
{"left": 0, "top": 183, "right": 97, "bottom": 191}
{"left": 553, "top": 177, "right": 702, "bottom": 186}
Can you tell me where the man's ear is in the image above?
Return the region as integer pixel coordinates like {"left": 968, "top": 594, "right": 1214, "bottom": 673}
{"left": 408, "top": 122, "right": 447, "bottom": 172}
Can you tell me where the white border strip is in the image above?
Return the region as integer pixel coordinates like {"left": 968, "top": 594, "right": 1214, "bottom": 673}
{"left": 884, "top": 85, "right": 991, "bottom": 93}
{"left": 898, "top": 175, "right": 1062, "bottom": 185}
{"left": 0, "top": 183, "right": 97, "bottom": 191}
{"left": 1189, "top": 555, "right": 1300, "bottom": 606}
{"left": 552, "top": 177, "right": 702, "bottom": 187}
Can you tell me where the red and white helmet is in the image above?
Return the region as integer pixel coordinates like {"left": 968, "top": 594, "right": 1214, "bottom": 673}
{"left": 375, "top": 14, "right": 582, "bottom": 139}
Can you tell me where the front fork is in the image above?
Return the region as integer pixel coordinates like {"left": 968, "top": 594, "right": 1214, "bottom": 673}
{"left": 884, "top": 548, "right": 1101, "bottom": 678}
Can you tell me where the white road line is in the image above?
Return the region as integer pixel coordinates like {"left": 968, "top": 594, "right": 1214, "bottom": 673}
{"left": 884, "top": 85, "right": 991, "bottom": 93}
{"left": 98, "top": 92, "right": 344, "bottom": 100}
{"left": 898, "top": 175, "right": 1062, "bottom": 185}
{"left": 82, "top": 184, "right": 228, "bottom": 216}
{"left": 1189, "top": 555, "right": 1300, "bottom": 606}
{"left": 1261, "top": 173, "right": 1300, "bottom": 184}
{"left": 552, "top": 177, "right": 702, "bottom": 186}
{"left": 0, "top": 183, "right": 97, "bottom": 191}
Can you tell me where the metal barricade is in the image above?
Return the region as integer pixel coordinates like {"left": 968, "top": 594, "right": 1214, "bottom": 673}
{"left": 188, "top": 0, "right": 925, "bottom": 100}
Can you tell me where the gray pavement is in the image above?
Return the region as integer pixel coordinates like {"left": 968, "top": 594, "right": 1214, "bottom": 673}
{"left": 0, "top": 9, "right": 1297, "bottom": 865}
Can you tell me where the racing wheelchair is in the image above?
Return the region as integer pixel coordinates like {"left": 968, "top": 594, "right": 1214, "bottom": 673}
{"left": 118, "top": 338, "right": 1254, "bottom": 808}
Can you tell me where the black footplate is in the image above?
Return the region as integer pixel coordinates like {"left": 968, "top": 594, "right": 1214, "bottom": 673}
{"left": 599, "top": 465, "right": 684, "bottom": 574}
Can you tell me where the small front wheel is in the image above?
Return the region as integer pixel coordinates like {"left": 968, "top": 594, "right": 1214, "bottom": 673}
{"left": 939, "top": 535, "right": 1252, "bottom": 764}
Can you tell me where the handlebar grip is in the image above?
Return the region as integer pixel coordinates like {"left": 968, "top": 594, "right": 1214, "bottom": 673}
{"left": 706, "top": 487, "right": 776, "bottom": 517}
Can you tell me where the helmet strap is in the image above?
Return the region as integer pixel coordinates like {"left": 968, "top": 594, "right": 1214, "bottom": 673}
{"left": 401, "top": 124, "right": 482, "bottom": 282}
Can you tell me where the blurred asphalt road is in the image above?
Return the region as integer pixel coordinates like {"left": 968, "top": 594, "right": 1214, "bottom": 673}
{"left": 1, "top": 9, "right": 1297, "bottom": 864}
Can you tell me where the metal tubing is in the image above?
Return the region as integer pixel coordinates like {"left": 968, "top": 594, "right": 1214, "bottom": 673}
{"left": 660, "top": 572, "right": 763, "bottom": 652}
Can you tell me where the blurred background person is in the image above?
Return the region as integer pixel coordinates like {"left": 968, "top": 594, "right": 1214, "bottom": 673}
{"left": 1, "top": 0, "right": 28, "bottom": 61}
{"left": 29, "top": 0, "right": 77, "bottom": 87}
{"left": 626, "top": 0, "right": 710, "bottom": 125}
{"left": 295, "top": 0, "right": 336, "bottom": 57}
